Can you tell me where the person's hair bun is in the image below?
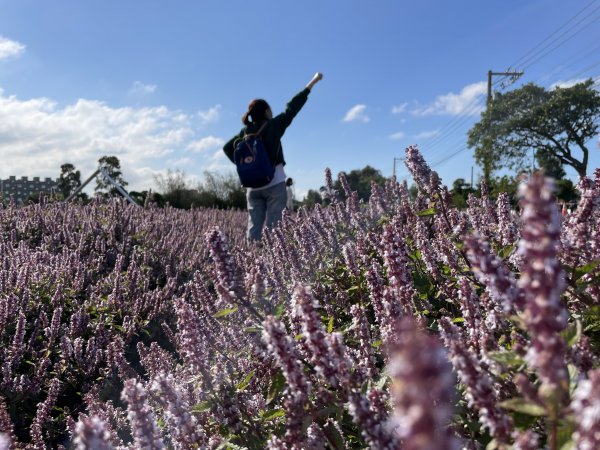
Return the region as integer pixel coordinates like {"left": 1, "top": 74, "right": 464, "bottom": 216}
{"left": 243, "top": 99, "right": 270, "bottom": 125}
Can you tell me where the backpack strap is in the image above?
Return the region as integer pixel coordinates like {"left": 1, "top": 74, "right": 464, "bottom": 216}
{"left": 244, "top": 120, "right": 268, "bottom": 140}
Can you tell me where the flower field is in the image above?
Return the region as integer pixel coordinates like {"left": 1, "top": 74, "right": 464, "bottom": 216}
{"left": 1, "top": 146, "right": 600, "bottom": 449}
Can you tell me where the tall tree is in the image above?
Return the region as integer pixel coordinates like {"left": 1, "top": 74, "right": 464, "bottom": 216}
{"left": 333, "top": 165, "right": 386, "bottom": 201}
{"left": 468, "top": 79, "right": 600, "bottom": 177}
{"left": 301, "top": 189, "right": 324, "bottom": 208}
{"left": 535, "top": 151, "right": 566, "bottom": 179}
{"left": 57, "top": 163, "right": 82, "bottom": 199}
{"left": 450, "top": 178, "right": 476, "bottom": 208}
{"left": 95, "top": 156, "right": 128, "bottom": 196}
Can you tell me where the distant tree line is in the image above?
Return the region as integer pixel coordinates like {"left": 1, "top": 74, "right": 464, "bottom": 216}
{"left": 49, "top": 156, "right": 246, "bottom": 210}
{"left": 152, "top": 169, "right": 246, "bottom": 209}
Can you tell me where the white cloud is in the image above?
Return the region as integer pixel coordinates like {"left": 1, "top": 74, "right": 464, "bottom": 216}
{"left": 391, "top": 102, "right": 408, "bottom": 114}
{"left": 389, "top": 131, "right": 405, "bottom": 140}
{"left": 550, "top": 78, "right": 587, "bottom": 89}
{"left": 0, "top": 88, "right": 228, "bottom": 192}
{"left": 198, "top": 105, "right": 222, "bottom": 124}
{"left": 412, "top": 81, "right": 486, "bottom": 116}
{"left": 206, "top": 149, "right": 229, "bottom": 171}
{"left": 342, "top": 104, "right": 370, "bottom": 123}
{"left": 130, "top": 81, "right": 157, "bottom": 95}
{"left": 166, "top": 157, "right": 194, "bottom": 167}
{"left": 415, "top": 130, "right": 440, "bottom": 139}
{"left": 186, "top": 135, "right": 224, "bottom": 153}
{"left": 0, "top": 36, "right": 25, "bottom": 61}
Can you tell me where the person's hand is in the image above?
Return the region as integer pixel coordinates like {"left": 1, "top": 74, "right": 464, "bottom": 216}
{"left": 306, "top": 72, "right": 323, "bottom": 90}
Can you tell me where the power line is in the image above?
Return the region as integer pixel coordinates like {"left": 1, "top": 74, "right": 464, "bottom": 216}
{"left": 532, "top": 40, "right": 600, "bottom": 84}
{"left": 559, "top": 59, "right": 600, "bottom": 82}
{"left": 420, "top": 100, "right": 482, "bottom": 150}
{"left": 491, "top": 1, "right": 600, "bottom": 87}
{"left": 508, "top": 0, "right": 600, "bottom": 70}
{"left": 519, "top": 9, "right": 600, "bottom": 71}
{"left": 423, "top": 71, "right": 521, "bottom": 165}
{"left": 416, "top": 88, "right": 485, "bottom": 149}
{"left": 421, "top": 109, "right": 480, "bottom": 161}
{"left": 431, "top": 145, "right": 469, "bottom": 170}
{"left": 412, "top": 2, "right": 600, "bottom": 175}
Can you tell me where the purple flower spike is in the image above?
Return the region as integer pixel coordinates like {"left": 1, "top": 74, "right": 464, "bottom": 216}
{"left": 150, "top": 373, "right": 206, "bottom": 449}
{"left": 518, "top": 173, "right": 569, "bottom": 398}
{"left": 262, "top": 315, "right": 311, "bottom": 445}
{"left": 404, "top": 145, "right": 432, "bottom": 192}
{"left": 387, "top": 317, "right": 460, "bottom": 450}
{"left": 512, "top": 430, "right": 540, "bottom": 450}
{"left": 464, "top": 234, "right": 523, "bottom": 313}
{"left": 206, "top": 227, "right": 245, "bottom": 301}
{"left": 439, "top": 318, "right": 513, "bottom": 443}
{"left": 29, "top": 379, "right": 61, "bottom": 449}
{"left": 0, "top": 398, "right": 15, "bottom": 449}
{"left": 571, "top": 369, "right": 600, "bottom": 450}
{"left": 73, "top": 417, "right": 114, "bottom": 450}
{"left": 291, "top": 286, "right": 338, "bottom": 387}
{"left": 121, "top": 379, "right": 165, "bottom": 450}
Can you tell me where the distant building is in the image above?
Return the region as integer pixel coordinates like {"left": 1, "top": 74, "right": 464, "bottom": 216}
{"left": 0, "top": 176, "right": 58, "bottom": 204}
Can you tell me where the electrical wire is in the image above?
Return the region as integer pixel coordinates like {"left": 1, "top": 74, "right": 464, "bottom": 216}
{"left": 490, "top": 1, "right": 600, "bottom": 86}
{"left": 405, "top": 1, "right": 600, "bottom": 176}
{"left": 532, "top": 40, "right": 600, "bottom": 84}
{"left": 519, "top": 10, "right": 600, "bottom": 71}
{"left": 510, "top": 0, "right": 600, "bottom": 70}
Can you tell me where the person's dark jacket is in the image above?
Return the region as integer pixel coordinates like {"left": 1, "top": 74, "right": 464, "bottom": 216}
{"left": 223, "top": 88, "right": 310, "bottom": 167}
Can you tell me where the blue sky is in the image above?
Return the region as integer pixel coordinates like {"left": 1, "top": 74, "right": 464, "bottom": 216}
{"left": 0, "top": 0, "right": 599, "bottom": 198}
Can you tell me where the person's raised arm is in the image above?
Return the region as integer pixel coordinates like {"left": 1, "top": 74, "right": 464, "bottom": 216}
{"left": 305, "top": 72, "right": 323, "bottom": 91}
{"left": 272, "top": 72, "right": 323, "bottom": 134}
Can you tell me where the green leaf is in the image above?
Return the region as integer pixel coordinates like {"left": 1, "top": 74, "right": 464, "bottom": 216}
{"left": 314, "top": 406, "right": 341, "bottom": 418}
{"left": 572, "top": 260, "right": 600, "bottom": 283}
{"left": 376, "top": 376, "right": 389, "bottom": 390}
{"left": 267, "top": 370, "right": 286, "bottom": 404}
{"left": 274, "top": 303, "right": 286, "bottom": 319}
{"left": 498, "top": 243, "right": 516, "bottom": 260}
{"left": 499, "top": 398, "right": 545, "bottom": 416}
{"left": 191, "top": 400, "right": 212, "bottom": 413}
{"left": 412, "top": 272, "right": 432, "bottom": 293}
{"left": 557, "top": 419, "right": 577, "bottom": 450}
{"left": 376, "top": 215, "right": 390, "bottom": 226}
{"left": 452, "top": 317, "right": 465, "bottom": 323}
{"left": 512, "top": 411, "right": 538, "bottom": 429}
{"left": 236, "top": 370, "right": 255, "bottom": 392}
{"left": 212, "top": 306, "right": 239, "bottom": 318}
{"left": 416, "top": 207, "right": 439, "bottom": 217}
{"left": 561, "top": 320, "right": 582, "bottom": 347}
{"left": 323, "top": 420, "right": 346, "bottom": 450}
{"left": 371, "top": 340, "right": 383, "bottom": 348}
{"left": 261, "top": 409, "right": 285, "bottom": 421}
{"left": 487, "top": 350, "right": 525, "bottom": 368}
{"left": 327, "top": 316, "right": 334, "bottom": 333}
{"left": 243, "top": 326, "right": 262, "bottom": 333}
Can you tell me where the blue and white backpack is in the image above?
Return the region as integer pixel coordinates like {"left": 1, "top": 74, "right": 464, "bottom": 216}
{"left": 233, "top": 121, "right": 275, "bottom": 188}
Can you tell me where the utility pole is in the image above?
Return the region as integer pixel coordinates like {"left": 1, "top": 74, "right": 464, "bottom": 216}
{"left": 392, "top": 157, "right": 404, "bottom": 179}
{"left": 483, "top": 69, "right": 524, "bottom": 185}
{"left": 470, "top": 166, "right": 474, "bottom": 190}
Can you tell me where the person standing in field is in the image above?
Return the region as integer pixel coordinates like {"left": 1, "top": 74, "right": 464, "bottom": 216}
{"left": 286, "top": 177, "right": 295, "bottom": 211}
{"left": 223, "top": 72, "right": 323, "bottom": 241}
